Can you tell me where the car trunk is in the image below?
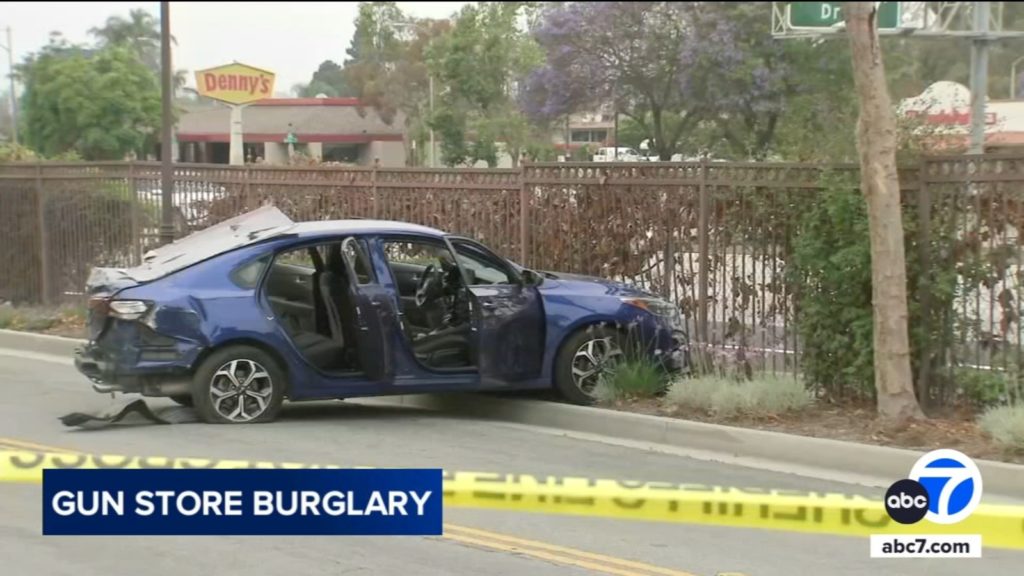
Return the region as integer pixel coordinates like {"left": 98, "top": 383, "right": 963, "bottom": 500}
{"left": 84, "top": 205, "right": 296, "bottom": 341}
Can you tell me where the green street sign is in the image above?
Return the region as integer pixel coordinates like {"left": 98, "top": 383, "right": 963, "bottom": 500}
{"left": 788, "top": 2, "right": 901, "bottom": 29}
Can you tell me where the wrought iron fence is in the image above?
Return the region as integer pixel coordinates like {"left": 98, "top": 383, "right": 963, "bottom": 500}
{"left": 0, "top": 157, "right": 1021, "bottom": 401}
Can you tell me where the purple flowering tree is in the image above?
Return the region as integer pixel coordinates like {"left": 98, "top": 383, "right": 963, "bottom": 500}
{"left": 520, "top": 2, "right": 793, "bottom": 160}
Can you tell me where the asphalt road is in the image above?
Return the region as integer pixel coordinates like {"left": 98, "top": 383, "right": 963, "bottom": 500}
{"left": 0, "top": 350, "right": 1019, "bottom": 576}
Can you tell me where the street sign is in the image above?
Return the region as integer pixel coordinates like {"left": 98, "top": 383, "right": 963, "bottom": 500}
{"left": 787, "top": 2, "right": 900, "bottom": 30}
{"left": 194, "top": 62, "right": 276, "bottom": 106}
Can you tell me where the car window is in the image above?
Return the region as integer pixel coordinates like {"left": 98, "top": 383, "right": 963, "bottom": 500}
{"left": 451, "top": 241, "right": 514, "bottom": 285}
{"left": 382, "top": 240, "right": 452, "bottom": 269}
{"left": 276, "top": 246, "right": 317, "bottom": 270}
{"left": 342, "top": 238, "right": 374, "bottom": 284}
{"left": 230, "top": 255, "right": 271, "bottom": 289}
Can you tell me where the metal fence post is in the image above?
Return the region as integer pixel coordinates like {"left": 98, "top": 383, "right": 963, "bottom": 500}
{"left": 128, "top": 161, "right": 141, "bottom": 265}
{"left": 916, "top": 163, "right": 933, "bottom": 407}
{"left": 697, "top": 159, "right": 709, "bottom": 344}
{"left": 519, "top": 162, "right": 529, "bottom": 266}
{"left": 371, "top": 158, "right": 380, "bottom": 219}
{"left": 35, "top": 162, "right": 52, "bottom": 305}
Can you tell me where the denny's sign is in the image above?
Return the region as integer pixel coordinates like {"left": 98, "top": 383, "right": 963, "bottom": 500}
{"left": 194, "top": 62, "right": 276, "bottom": 105}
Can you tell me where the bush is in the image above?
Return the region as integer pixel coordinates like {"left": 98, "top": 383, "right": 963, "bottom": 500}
{"left": 954, "top": 367, "right": 1018, "bottom": 409}
{"left": 788, "top": 170, "right": 960, "bottom": 403}
{"left": 979, "top": 405, "right": 1024, "bottom": 449}
{"left": 666, "top": 373, "right": 812, "bottom": 417}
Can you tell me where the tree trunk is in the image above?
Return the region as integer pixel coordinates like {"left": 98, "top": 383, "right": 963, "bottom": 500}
{"left": 843, "top": 2, "right": 924, "bottom": 423}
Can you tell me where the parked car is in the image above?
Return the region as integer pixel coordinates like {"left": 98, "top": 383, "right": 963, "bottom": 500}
{"left": 75, "top": 206, "right": 690, "bottom": 424}
{"left": 592, "top": 147, "right": 645, "bottom": 162}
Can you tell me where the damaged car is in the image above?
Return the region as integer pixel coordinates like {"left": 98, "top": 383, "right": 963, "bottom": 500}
{"left": 75, "top": 205, "right": 690, "bottom": 424}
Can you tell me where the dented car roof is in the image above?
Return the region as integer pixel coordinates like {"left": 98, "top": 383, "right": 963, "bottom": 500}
{"left": 86, "top": 205, "right": 450, "bottom": 290}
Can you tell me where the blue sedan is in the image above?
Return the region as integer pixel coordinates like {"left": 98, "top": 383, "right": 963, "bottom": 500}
{"left": 75, "top": 206, "right": 690, "bottom": 424}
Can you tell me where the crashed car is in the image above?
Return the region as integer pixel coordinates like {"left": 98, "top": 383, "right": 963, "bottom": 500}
{"left": 75, "top": 206, "right": 690, "bottom": 424}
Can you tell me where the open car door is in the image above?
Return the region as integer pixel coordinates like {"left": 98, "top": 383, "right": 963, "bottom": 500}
{"left": 447, "top": 238, "right": 546, "bottom": 386}
{"left": 339, "top": 236, "right": 395, "bottom": 383}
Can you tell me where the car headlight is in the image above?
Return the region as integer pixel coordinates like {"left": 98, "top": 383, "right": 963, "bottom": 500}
{"left": 620, "top": 297, "right": 678, "bottom": 318}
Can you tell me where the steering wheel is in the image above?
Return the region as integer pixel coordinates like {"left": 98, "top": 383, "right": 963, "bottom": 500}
{"left": 415, "top": 264, "right": 440, "bottom": 307}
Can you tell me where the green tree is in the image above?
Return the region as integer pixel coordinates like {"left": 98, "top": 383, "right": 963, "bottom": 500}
{"left": 427, "top": 2, "right": 544, "bottom": 167}
{"left": 19, "top": 40, "right": 160, "bottom": 160}
{"left": 89, "top": 8, "right": 187, "bottom": 92}
{"left": 294, "top": 60, "right": 352, "bottom": 97}
{"left": 339, "top": 2, "right": 453, "bottom": 165}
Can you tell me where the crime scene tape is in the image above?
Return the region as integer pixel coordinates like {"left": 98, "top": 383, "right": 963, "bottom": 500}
{"left": 2, "top": 449, "right": 1022, "bottom": 550}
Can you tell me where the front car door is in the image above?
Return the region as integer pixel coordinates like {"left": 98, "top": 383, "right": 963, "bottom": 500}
{"left": 339, "top": 236, "right": 394, "bottom": 383}
{"left": 446, "top": 237, "right": 546, "bottom": 386}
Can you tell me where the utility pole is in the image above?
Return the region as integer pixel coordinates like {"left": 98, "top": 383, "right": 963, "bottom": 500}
{"left": 1, "top": 26, "right": 17, "bottom": 146}
{"left": 969, "top": 1, "right": 991, "bottom": 154}
{"left": 159, "top": 1, "right": 175, "bottom": 245}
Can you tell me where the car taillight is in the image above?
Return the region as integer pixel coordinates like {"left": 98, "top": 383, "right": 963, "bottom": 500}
{"left": 108, "top": 300, "right": 151, "bottom": 320}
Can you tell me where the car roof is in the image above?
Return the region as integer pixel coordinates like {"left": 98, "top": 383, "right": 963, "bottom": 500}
{"left": 290, "top": 219, "right": 447, "bottom": 239}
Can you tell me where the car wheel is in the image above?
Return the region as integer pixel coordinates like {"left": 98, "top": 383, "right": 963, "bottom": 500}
{"left": 553, "top": 326, "right": 624, "bottom": 405}
{"left": 191, "top": 346, "right": 286, "bottom": 424}
{"left": 170, "top": 394, "right": 193, "bottom": 407}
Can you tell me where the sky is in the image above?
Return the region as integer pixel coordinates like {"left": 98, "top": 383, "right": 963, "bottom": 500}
{"left": 0, "top": 1, "right": 470, "bottom": 95}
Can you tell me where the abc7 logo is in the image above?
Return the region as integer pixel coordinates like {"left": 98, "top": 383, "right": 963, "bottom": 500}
{"left": 884, "top": 449, "right": 983, "bottom": 525}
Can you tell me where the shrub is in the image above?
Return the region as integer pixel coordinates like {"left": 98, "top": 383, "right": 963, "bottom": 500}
{"left": 979, "top": 405, "right": 1024, "bottom": 450}
{"left": 954, "top": 367, "right": 1017, "bottom": 409}
{"left": 788, "top": 170, "right": 961, "bottom": 404}
{"left": 596, "top": 358, "right": 666, "bottom": 401}
{"left": 666, "top": 373, "right": 812, "bottom": 417}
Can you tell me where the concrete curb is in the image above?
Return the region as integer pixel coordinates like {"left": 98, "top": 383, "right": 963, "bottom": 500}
{"left": 2, "top": 328, "right": 1022, "bottom": 498}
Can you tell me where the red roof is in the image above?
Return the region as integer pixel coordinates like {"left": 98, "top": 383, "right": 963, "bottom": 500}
{"left": 249, "top": 98, "right": 362, "bottom": 107}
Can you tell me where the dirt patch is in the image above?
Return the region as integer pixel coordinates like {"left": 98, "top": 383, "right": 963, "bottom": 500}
{"left": 0, "top": 304, "right": 87, "bottom": 339}
{"left": 601, "top": 396, "right": 1024, "bottom": 465}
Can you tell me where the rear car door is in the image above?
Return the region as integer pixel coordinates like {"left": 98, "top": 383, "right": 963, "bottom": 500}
{"left": 339, "top": 236, "right": 395, "bottom": 383}
{"left": 447, "top": 238, "right": 546, "bottom": 385}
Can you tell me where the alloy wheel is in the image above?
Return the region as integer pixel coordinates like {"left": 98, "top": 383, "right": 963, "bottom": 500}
{"left": 571, "top": 336, "right": 624, "bottom": 395}
{"left": 209, "top": 359, "right": 274, "bottom": 422}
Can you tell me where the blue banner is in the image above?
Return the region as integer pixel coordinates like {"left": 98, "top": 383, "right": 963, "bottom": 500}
{"left": 43, "top": 468, "right": 443, "bottom": 535}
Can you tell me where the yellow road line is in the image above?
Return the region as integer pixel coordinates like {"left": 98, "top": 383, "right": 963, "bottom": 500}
{"left": 0, "top": 441, "right": 728, "bottom": 575}
{"left": 0, "top": 438, "right": 76, "bottom": 454}
{"left": 443, "top": 523, "right": 703, "bottom": 576}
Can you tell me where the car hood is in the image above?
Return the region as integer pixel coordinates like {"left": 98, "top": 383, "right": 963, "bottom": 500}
{"left": 536, "top": 270, "right": 656, "bottom": 298}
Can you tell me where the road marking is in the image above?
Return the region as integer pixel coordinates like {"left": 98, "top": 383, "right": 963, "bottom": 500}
{"left": 0, "top": 437, "right": 76, "bottom": 453}
{"left": 442, "top": 523, "right": 705, "bottom": 576}
{"left": 0, "top": 438, "right": 729, "bottom": 574}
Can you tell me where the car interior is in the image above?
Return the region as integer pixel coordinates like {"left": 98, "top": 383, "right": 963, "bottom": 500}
{"left": 263, "top": 237, "right": 500, "bottom": 374}
{"left": 264, "top": 241, "right": 367, "bottom": 375}
{"left": 380, "top": 240, "right": 477, "bottom": 370}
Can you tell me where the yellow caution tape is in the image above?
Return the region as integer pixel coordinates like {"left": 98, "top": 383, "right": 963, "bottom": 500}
{"left": 3, "top": 449, "right": 1022, "bottom": 550}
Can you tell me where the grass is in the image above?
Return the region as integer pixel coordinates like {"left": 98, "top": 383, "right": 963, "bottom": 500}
{"left": 665, "top": 373, "right": 812, "bottom": 417}
{"left": 0, "top": 303, "right": 87, "bottom": 333}
{"left": 979, "top": 404, "right": 1024, "bottom": 450}
{"left": 596, "top": 359, "right": 667, "bottom": 400}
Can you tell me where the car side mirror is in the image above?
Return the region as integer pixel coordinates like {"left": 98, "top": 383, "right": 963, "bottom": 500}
{"left": 520, "top": 269, "right": 544, "bottom": 287}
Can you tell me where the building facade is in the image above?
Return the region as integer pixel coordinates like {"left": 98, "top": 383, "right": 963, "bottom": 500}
{"left": 176, "top": 97, "right": 407, "bottom": 166}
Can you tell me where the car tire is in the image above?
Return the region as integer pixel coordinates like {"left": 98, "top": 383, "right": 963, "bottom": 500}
{"left": 170, "top": 394, "right": 193, "bottom": 407}
{"left": 191, "top": 345, "right": 286, "bottom": 424}
{"left": 553, "top": 325, "right": 624, "bottom": 405}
